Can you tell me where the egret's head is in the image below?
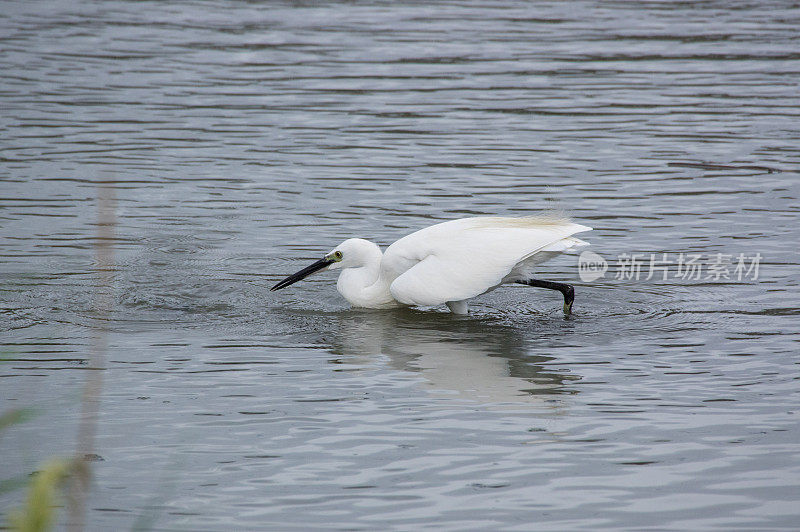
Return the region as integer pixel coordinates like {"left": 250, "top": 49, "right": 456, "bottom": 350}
{"left": 270, "top": 238, "right": 379, "bottom": 291}
{"left": 324, "top": 238, "right": 377, "bottom": 270}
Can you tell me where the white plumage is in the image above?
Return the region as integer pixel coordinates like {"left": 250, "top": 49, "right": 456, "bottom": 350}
{"left": 271, "top": 215, "right": 591, "bottom": 314}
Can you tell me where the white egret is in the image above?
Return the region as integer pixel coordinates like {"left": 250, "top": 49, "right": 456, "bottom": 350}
{"left": 271, "top": 215, "right": 591, "bottom": 315}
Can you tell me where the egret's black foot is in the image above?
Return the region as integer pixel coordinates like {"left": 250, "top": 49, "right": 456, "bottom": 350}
{"left": 562, "top": 284, "right": 574, "bottom": 316}
{"left": 516, "top": 279, "right": 575, "bottom": 316}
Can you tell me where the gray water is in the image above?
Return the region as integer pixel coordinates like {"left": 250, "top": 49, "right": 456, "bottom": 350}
{"left": 2, "top": 1, "right": 799, "bottom": 530}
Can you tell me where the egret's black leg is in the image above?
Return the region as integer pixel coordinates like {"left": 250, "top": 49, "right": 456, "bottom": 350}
{"left": 516, "top": 279, "right": 575, "bottom": 316}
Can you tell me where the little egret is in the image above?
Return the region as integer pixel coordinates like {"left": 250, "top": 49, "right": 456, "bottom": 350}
{"left": 271, "top": 215, "right": 591, "bottom": 315}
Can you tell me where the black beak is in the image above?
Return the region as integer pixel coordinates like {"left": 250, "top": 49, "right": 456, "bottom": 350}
{"left": 271, "top": 257, "right": 334, "bottom": 291}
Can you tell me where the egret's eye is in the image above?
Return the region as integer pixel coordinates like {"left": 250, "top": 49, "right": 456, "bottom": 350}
{"left": 333, "top": 251, "right": 343, "bottom": 261}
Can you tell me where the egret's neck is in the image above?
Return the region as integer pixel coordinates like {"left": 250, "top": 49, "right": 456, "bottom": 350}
{"left": 336, "top": 247, "right": 399, "bottom": 309}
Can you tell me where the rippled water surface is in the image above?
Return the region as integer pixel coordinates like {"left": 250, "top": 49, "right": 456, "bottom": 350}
{"left": 2, "top": 1, "right": 800, "bottom": 530}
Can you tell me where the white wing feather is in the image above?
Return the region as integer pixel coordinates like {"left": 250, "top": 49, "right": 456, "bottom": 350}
{"left": 385, "top": 217, "right": 591, "bottom": 307}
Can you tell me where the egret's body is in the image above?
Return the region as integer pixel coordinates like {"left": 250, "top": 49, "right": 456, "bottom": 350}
{"left": 272, "top": 215, "right": 591, "bottom": 315}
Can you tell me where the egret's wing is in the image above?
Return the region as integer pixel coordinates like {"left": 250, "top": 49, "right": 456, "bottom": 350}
{"left": 498, "top": 235, "right": 590, "bottom": 285}
{"left": 390, "top": 254, "right": 496, "bottom": 306}
{"left": 387, "top": 217, "right": 591, "bottom": 307}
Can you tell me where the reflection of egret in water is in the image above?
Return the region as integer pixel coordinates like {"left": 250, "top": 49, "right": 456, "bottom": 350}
{"left": 328, "top": 309, "right": 580, "bottom": 405}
